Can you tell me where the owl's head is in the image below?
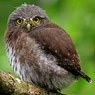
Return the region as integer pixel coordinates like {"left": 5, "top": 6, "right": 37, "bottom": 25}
{"left": 8, "top": 4, "right": 50, "bottom": 31}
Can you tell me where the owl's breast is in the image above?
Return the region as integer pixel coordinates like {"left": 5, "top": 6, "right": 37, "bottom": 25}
{"left": 5, "top": 32, "right": 76, "bottom": 90}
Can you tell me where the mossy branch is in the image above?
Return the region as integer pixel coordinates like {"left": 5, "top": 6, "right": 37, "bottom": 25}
{"left": 0, "top": 70, "right": 62, "bottom": 95}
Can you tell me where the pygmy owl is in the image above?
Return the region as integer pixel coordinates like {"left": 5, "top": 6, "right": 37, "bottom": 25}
{"left": 4, "top": 4, "right": 92, "bottom": 93}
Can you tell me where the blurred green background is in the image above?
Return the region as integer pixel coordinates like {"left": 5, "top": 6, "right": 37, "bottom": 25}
{"left": 0, "top": 0, "right": 95, "bottom": 95}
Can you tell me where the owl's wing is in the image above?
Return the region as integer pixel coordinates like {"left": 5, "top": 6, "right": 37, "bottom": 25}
{"left": 29, "top": 23, "right": 92, "bottom": 82}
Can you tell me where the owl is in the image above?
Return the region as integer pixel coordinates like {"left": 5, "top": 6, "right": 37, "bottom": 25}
{"left": 4, "top": 4, "right": 92, "bottom": 93}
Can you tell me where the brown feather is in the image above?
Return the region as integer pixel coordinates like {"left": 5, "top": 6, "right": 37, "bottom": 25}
{"left": 29, "top": 23, "right": 92, "bottom": 82}
{"left": 28, "top": 23, "right": 80, "bottom": 75}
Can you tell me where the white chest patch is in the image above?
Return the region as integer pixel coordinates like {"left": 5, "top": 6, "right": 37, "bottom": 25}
{"left": 6, "top": 44, "right": 21, "bottom": 77}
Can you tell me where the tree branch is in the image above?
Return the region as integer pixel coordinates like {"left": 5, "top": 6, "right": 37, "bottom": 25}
{"left": 0, "top": 70, "right": 62, "bottom": 95}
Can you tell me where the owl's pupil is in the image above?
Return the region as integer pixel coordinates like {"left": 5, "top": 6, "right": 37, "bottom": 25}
{"left": 19, "top": 20, "right": 21, "bottom": 23}
{"left": 34, "top": 18, "right": 38, "bottom": 21}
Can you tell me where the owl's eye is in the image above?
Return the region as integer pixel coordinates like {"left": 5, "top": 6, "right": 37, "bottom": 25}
{"left": 33, "top": 17, "right": 39, "bottom": 23}
{"left": 17, "top": 18, "right": 23, "bottom": 24}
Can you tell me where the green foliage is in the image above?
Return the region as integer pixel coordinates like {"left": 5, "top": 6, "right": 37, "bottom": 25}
{"left": 0, "top": 0, "right": 95, "bottom": 95}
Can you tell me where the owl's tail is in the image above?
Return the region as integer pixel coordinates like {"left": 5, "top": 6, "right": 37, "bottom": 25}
{"left": 78, "top": 71, "right": 93, "bottom": 83}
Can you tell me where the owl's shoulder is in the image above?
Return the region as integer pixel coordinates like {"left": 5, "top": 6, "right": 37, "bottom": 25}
{"left": 43, "top": 23, "right": 66, "bottom": 33}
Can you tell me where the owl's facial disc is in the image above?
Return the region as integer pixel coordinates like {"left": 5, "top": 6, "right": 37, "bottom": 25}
{"left": 8, "top": 4, "right": 51, "bottom": 30}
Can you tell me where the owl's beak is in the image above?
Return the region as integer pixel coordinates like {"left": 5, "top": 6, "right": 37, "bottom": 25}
{"left": 27, "top": 23, "right": 31, "bottom": 31}
{"left": 22, "top": 19, "right": 35, "bottom": 31}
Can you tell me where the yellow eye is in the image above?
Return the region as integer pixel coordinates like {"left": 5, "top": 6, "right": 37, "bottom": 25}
{"left": 33, "top": 17, "right": 39, "bottom": 23}
{"left": 17, "top": 18, "right": 23, "bottom": 24}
